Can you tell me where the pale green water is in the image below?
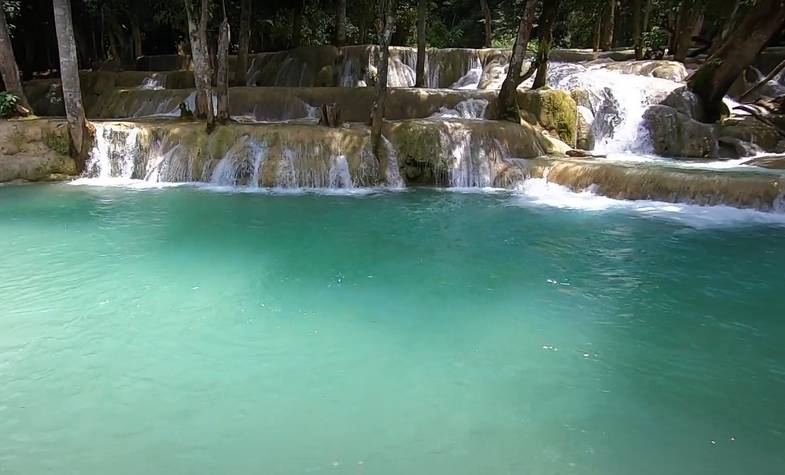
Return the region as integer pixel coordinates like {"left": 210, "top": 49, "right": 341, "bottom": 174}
{"left": 1, "top": 184, "right": 784, "bottom": 475}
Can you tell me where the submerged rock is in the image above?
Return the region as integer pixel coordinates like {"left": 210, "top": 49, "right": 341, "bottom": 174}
{"left": 517, "top": 88, "right": 578, "bottom": 147}
{"left": 643, "top": 105, "right": 718, "bottom": 158}
{"left": 503, "top": 157, "right": 785, "bottom": 210}
{"left": 743, "top": 155, "right": 785, "bottom": 169}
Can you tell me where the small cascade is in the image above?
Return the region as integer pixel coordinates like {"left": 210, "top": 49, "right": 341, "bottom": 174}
{"left": 547, "top": 63, "right": 682, "bottom": 153}
{"left": 328, "top": 155, "right": 353, "bottom": 188}
{"left": 145, "top": 145, "right": 193, "bottom": 182}
{"left": 430, "top": 98, "right": 488, "bottom": 119}
{"left": 427, "top": 49, "right": 482, "bottom": 89}
{"left": 210, "top": 137, "right": 268, "bottom": 187}
{"left": 86, "top": 123, "right": 147, "bottom": 179}
{"left": 449, "top": 67, "right": 483, "bottom": 89}
{"left": 441, "top": 123, "right": 508, "bottom": 187}
{"left": 744, "top": 66, "right": 785, "bottom": 99}
{"left": 382, "top": 137, "right": 404, "bottom": 188}
{"left": 138, "top": 73, "right": 167, "bottom": 90}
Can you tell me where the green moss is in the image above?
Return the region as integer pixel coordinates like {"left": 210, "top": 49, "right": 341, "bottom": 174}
{"left": 43, "top": 129, "right": 70, "bottom": 155}
{"left": 518, "top": 89, "right": 577, "bottom": 147}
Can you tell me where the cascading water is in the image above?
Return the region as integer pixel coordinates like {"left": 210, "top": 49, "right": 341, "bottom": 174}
{"left": 86, "top": 123, "right": 145, "bottom": 180}
{"left": 430, "top": 99, "right": 489, "bottom": 119}
{"left": 549, "top": 65, "right": 681, "bottom": 153}
{"left": 138, "top": 73, "right": 166, "bottom": 90}
{"left": 382, "top": 137, "right": 404, "bottom": 188}
{"left": 210, "top": 137, "right": 268, "bottom": 187}
{"left": 440, "top": 122, "right": 509, "bottom": 187}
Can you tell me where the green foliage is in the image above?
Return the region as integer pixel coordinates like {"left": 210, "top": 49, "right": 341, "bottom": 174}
{"left": 427, "top": 20, "right": 464, "bottom": 48}
{"left": 642, "top": 26, "right": 669, "bottom": 52}
{"left": 0, "top": 92, "right": 20, "bottom": 118}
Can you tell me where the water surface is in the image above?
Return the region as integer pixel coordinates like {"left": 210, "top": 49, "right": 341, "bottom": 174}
{"left": 1, "top": 184, "right": 784, "bottom": 474}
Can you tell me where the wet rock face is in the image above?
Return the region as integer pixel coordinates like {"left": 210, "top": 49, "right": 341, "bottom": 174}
{"left": 517, "top": 89, "right": 578, "bottom": 147}
{"left": 719, "top": 116, "right": 785, "bottom": 154}
{"left": 643, "top": 105, "right": 718, "bottom": 158}
{"left": 0, "top": 119, "right": 77, "bottom": 182}
{"left": 661, "top": 87, "right": 706, "bottom": 122}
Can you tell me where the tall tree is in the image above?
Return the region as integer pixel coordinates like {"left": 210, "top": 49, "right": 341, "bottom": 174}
{"left": 235, "top": 0, "right": 251, "bottom": 85}
{"left": 532, "top": 0, "right": 560, "bottom": 89}
{"left": 53, "top": 0, "right": 89, "bottom": 157}
{"left": 688, "top": 0, "right": 785, "bottom": 121}
{"left": 184, "top": 0, "right": 214, "bottom": 126}
{"left": 292, "top": 0, "right": 305, "bottom": 47}
{"left": 415, "top": 0, "right": 426, "bottom": 87}
{"left": 599, "top": 0, "right": 615, "bottom": 51}
{"left": 632, "top": 0, "right": 643, "bottom": 59}
{"left": 496, "top": 0, "right": 537, "bottom": 120}
{"left": 0, "top": 3, "right": 29, "bottom": 109}
{"left": 215, "top": 0, "right": 230, "bottom": 124}
{"left": 370, "top": 0, "right": 394, "bottom": 159}
{"left": 480, "top": 0, "right": 493, "bottom": 48}
{"left": 336, "top": 0, "right": 347, "bottom": 46}
{"left": 673, "top": 0, "right": 699, "bottom": 62}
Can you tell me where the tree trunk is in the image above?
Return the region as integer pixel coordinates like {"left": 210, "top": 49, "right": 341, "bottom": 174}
{"left": 292, "top": 0, "right": 305, "bottom": 48}
{"left": 599, "top": 0, "right": 615, "bottom": 51}
{"left": 53, "top": 0, "right": 89, "bottom": 158}
{"left": 130, "top": 17, "right": 142, "bottom": 60}
{"left": 371, "top": 0, "right": 394, "bottom": 160}
{"left": 496, "top": 0, "right": 538, "bottom": 121}
{"left": 336, "top": 0, "right": 347, "bottom": 46}
{"left": 592, "top": 15, "right": 601, "bottom": 51}
{"left": 673, "top": 0, "right": 698, "bottom": 62}
{"left": 235, "top": 0, "right": 251, "bottom": 86}
{"left": 533, "top": 0, "right": 560, "bottom": 89}
{"left": 185, "top": 0, "right": 214, "bottom": 126}
{"left": 415, "top": 0, "right": 427, "bottom": 87}
{"left": 642, "top": 0, "right": 652, "bottom": 32}
{"left": 632, "top": 0, "right": 643, "bottom": 59}
{"left": 480, "top": 0, "right": 493, "bottom": 48}
{"left": 688, "top": 0, "right": 785, "bottom": 122}
{"left": 0, "top": 6, "right": 30, "bottom": 109}
{"left": 612, "top": 1, "right": 623, "bottom": 48}
{"left": 215, "top": 6, "right": 230, "bottom": 124}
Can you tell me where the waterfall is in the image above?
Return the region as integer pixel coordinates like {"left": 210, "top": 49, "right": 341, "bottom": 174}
{"left": 382, "top": 137, "right": 404, "bottom": 188}
{"left": 440, "top": 122, "right": 508, "bottom": 187}
{"left": 276, "top": 146, "right": 359, "bottom": 188}
{"left": 138, "top": 73, "right": 167, "bottom": 90}
{"left": 210, "top": 137, "right": 268, "bottom": 187}
{"left": 81, "top": 123, "right": 385, "bottom": 189}
{"left": 430, "top": 99, "right": 489, "bottom": 119}
{"left": 449, "top": 67, "right": 483, "bottom": 89}
{"left": 86, "top": 123, "right": 146, "bottom": 180}
{"left": 546, "top": 63, "right": 681, "bottom": 153}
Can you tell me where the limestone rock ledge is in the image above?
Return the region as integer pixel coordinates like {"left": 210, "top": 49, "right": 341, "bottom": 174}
{"left": 0, "top": 119, "right": 77, "bottom": 183}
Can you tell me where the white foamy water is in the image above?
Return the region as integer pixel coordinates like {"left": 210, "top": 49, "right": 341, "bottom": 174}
{"left": 510, "top": 178, "right": 785, "bottom": 228}
{"left": 430, "top": 98, "right": 489, "bottom": 119}
{"left": 137, "top": 73, "right": 166, "bottom": 90}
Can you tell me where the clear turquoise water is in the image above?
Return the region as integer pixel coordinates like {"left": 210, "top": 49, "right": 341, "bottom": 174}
{"left": 1, "top": 184, "right": 784, "bottom": 475}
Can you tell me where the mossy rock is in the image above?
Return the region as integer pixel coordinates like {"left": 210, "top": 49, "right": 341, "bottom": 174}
{"left": 517, "top": 88, "right": 577, "bottom": 147}
{"left": 43, "top": 128, "right": 71, "bottom": 155}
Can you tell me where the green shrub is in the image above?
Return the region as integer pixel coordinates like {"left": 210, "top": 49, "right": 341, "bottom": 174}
{"left": 0, "top": 92, "right": 19, "bottom": 118}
